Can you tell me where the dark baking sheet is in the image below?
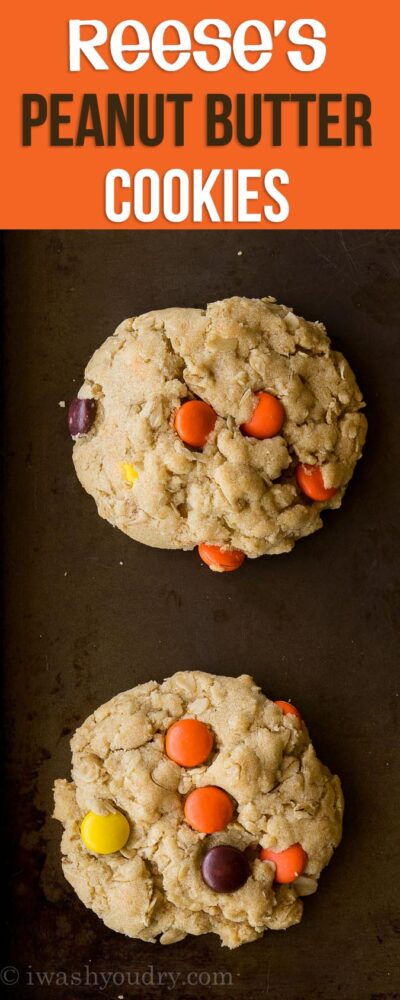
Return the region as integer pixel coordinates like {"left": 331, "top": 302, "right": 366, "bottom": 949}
{"left": 2, "top": 230, "right": 400, "bottom": 1000}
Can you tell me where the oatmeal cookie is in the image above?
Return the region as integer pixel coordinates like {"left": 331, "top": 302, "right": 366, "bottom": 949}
{"left": 69, "top": 297, "right": 366, "bottom": 566}
{"left": 54, "top": 671, "right": 343, "bottom": 948}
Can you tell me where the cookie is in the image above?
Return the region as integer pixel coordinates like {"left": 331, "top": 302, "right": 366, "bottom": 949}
{"left": 53, "top": 671, "right": 343, "bottom": 949}
{"left": 69, "top": 297, "right": 366, "bottom": 569}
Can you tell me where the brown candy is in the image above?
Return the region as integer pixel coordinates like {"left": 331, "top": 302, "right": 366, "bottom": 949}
{"left": 201, "top": 845, "right": 249, "bottom": 893}
{"left": 68, "top": 397, "right": 97, "bottom": 437}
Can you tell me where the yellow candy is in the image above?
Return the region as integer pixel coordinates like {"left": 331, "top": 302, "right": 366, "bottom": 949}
{"left": 121, "top": 461, "right": 138, "bottom": 485}
{"left": 80, "top": 811, "right": 130, "bottom": 854}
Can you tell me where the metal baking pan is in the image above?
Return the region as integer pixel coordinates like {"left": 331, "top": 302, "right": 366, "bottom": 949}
{"left": 2, "top": 230, "right": 399, "bottom": 999}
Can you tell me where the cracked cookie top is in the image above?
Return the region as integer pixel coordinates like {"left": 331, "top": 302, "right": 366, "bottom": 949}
{"left": 70, "top": 296, "right": 367, "bottom": 561}
{"left": 53, "top": 671, "right": 343, "bottom": 949}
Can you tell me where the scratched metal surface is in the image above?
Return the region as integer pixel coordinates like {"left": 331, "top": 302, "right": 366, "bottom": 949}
{"left": 2, "top": 231, "right": 400, "bottom": 1000}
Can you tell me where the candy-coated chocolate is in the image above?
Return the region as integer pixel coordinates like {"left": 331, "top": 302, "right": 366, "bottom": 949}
{"left": 201, "top": 845, "right": 249, "bottom": 893}
{"left": 296, "top": 463, "right": 338, "bottom": 502}
{"left": 174, "top": 400, "right": 217, "bottom": 448}
{"left": 68, "top": 397, "right": 97, "bottom": 437}
{"left": 198, "top": 543, "right": 245, "bottom": 572}
{"left": 260, "top": 843, "right": 307, "bottom": 883}
{"left": 121, "top": 461, "right": 138, "bottom": 485}
{"left": 165, "top": 718, "right": 213, "bottom": 767}
{"left": 241, "top": 392, "right": 285, "bottom": 439}
{"left": 184, "top": 786, "right": 234, "bottom": 833}
{"left": 80, "top": 810, "right": 130, "bottom": 855}
{"left": 275, "top": 700, "right": 302, "bottom": 722}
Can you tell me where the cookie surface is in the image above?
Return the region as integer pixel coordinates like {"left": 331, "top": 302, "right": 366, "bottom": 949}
{"left": 71, "top": 296, "right": 366, "bottom": 558}
{"left": 53, "top": 671, "right": 343, "bottom": 949}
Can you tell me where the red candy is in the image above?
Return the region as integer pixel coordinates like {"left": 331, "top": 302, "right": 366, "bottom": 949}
{"left": 174, "top": 400, "right": 217, "bottom": 448}
{"left": 198, "top": 544, "right": 245, "bottom": 572}
{"left": 296, "top": 463, "right": 338, "bottom": 502}
{"left": 275, "top": 700, "right": 302, "bottom": 722}
{"left": 184, "top": 786, "right": 234, "bottom": 833}
{"left": 241, "top": 392, "right": 285, "bottom": 439}
{"left": 260, "top": 843, "right": 308, "bottom": 883}
{"left": 165, "top": 718, "right": 213, "bottom": 767}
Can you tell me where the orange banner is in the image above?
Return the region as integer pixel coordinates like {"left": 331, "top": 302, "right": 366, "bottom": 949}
{"left": 2, "top": 2, "right": 398, "bottom": 228}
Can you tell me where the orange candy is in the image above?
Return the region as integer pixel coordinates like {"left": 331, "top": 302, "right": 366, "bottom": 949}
{"left": 174, "top": 400, "right": 217, "bottom": 448}
{"left": 198, "top": 543, "right": 245, "bottom": 572}
{"left": 260, "top": 843, "right": 308, "bottom": 883}
{"left": 296, "top": 463, "right": 338, "bottom": 502}
{"left": 241, "top": 392, "right": 285, "bottom": 439}
{"left": 165, "top": 718, "right": 213, "bottom": 767}
{"left": 184, "top": 786, "right": 234, "bottom": 833}
{"left": 275, "top": 700, "right": 302, "bottom": 722}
